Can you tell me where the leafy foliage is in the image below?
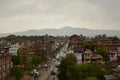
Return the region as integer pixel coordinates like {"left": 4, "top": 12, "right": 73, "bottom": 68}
{"left": 96, "top": 44, "right": 109, "bottom": 61}
{"left": 111, "top": 36, "right": 119, "bottom": 41}
{"left": 11, "top": 67, "right": 24, "bottom": 80}
{"left": 58, "top": 56, "right": 113, "bottom": 80}
{"left": 58, "top": 54, "right": 77, "bottom": 80}
{"left": 31, "top": 55, "right": 42, "bottom": 66}
{"left": 17, "top": 47, "right": 30, "bottom": 68}
{"left": 83, "top": 42, "right": 94, "bottom": 51}
{"left": 11, "top": 55, "right": 20, "bottom": 65}
{"left": 86, "top": 77, "right": 97, "bottom": 80}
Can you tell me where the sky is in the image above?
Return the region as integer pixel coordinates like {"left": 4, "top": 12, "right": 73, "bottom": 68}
{"left": 0, "top": 0, "right": 120, "bottom": 33}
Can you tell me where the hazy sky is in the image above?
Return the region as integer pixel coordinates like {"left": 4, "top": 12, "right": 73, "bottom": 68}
{"left": 0, "top": 0, "right": 120, "bottom": 33}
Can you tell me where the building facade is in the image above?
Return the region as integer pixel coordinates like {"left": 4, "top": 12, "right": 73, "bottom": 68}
{"left": 83, "top": 49, "right": 103, "bottom": 64}
{"left": 0, "top": 49, "right": 12, "bottom": 80}
{"left": 9, "top": 43, "right": 20, "bottom": 55}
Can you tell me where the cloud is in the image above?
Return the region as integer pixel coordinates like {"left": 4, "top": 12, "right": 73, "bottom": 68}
{"left": 0, "top": 0, "right": 120, "bottom": 33}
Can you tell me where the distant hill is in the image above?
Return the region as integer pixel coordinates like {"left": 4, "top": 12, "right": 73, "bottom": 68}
{"left": 0, "top": 26, "right": 120, "bottom": 37}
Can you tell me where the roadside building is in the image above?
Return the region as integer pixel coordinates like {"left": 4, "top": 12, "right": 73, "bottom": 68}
{"left": 74, "top": 52, "right": 82, "bottom": 64}
{"left": 0, "top": 48, "right": 12, "bottom": 80}
{"left": 9, "top": 43, "right": 20, "bottom": 55}
{"left": 83, "top": 49, "right": 103, "bottom": 64}
{"left": 69, "top": 34, "right": 84, "bottom": 52}
{"left": 109, "top": 51, "right": 118, "bottom": 61}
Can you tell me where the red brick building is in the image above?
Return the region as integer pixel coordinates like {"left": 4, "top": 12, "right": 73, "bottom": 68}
{"left": 33, "top": 40, "right": 55, "bottom": 56}
{"left": 69, "top": 34, "right": 84, "bottom": 52}
{"left": 0, "top": 49, "right": 12, "bottom": 80}
{"left": 96, "top": 40, "right": 120, "bottom": 51}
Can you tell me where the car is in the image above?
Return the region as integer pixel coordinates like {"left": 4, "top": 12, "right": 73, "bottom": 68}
{"left": 29, "top": 69, "right": 37, "bottom": 76}
{"left": 29, "top": 70, "right": 34, "bottom": 76}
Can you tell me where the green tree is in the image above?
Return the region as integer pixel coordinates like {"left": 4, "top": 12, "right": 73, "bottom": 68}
{"left": 11, "top": 55, "right": 20, "bottom": 65}
{"left": 25, "top": 59, "right": 33, "bottom": 70}
{"left": 11, "top": 67, "right": 24, "bottom": 80}
{"left": 83, "top": 42, "right": 94, "bottom": 51}
{"left": 17, "top": 47, "right": 30, "bottom": 68}
{"left": 86, "top": 77, "right": 97, "bottom": 80}
{"left": 90, "top": 62, "right": 114, "bottom": 80}
{"left": 58, "top": 54, "right": 77, "bottom": 80}
{"left": 65, "top": 53, "right": 77, "bottom": 64}
{"left": 77, "top": 64, "right": 96, "bottom": 79}
{"left": 5, "top": 35, "right": 16, "bottom": 42}
{"left": 66, "top": 65, "right": 82, "bottom": 80}
{"left": 31, "top": 55, "right": 42, "bottom": 67}
{"left": 96, "top": 44, "right": 109, "bottom": 61}
{"left": 58, "top": 63, "right": 97, "bottom": 80}
{"left": 111, "top": 36, "right": 119, "bottom": 41}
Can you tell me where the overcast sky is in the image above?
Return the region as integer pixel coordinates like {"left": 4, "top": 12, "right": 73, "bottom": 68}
{"left": 0, "top": 0, "right": 120, "bottom": 33}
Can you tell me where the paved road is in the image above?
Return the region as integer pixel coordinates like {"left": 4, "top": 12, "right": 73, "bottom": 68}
{"left": 21, "top": 59, "right": 58, "bottom": 80}
{"left": 22, "top": 43, "right": 68, "bottom": 80}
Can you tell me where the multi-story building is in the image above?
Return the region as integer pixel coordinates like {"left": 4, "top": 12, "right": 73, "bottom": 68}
{"left": 109, "top": 51, "right": 118, "bottom": 61}
{"left": 96, "top": 40, "right": 120, "bottom": 51}
{"left": 69, "top": 34, "right": 120, "bottom": 62}
{"left": 83, "top": 49, "right": 103, "bottom": 64}
{"left": 74, "top": 52, "right": 82, "bottom": 64}
{"left": 0, "top": 48, "right": 12, "bottom": 80}
{"left": 33, "top": 40, "right": 56, "bottom": 56}
{"left": 96, "top": 38, "right": 120, "bottom": 61}
{"left": 69, "top": 34, "right": 84, "bottom": 52}
{"left": 9, "top": 43, "right": 20, "bottom": 55}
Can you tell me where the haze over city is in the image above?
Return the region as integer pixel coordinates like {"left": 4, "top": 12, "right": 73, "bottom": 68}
{"left": 0, "top": 1, "right": 120, "bottom": 80}
{"left": 0, "top": 0, "right": 120, "bottom": 33}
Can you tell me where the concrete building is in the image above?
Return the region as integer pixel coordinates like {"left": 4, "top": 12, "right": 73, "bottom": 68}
{"left": 0, "top": 48, "right": 12, "bottom": 80}
{"left": 9, "top": 43, "right": 20, "bottom": 55}
{"left": 74, "top": 52, "right": 82, "bottom": 64}
{"left": 69, "top": 34, "right": 84, "bottom": 52}
{"left": 83, "top": 49, "right": 103, "bottom": 64}
{"left": 109, "top": 51, "right": 118, "bottom": 61}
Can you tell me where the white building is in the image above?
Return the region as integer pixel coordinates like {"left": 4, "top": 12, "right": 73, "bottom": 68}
{"left": 75, "top": 52, "right": 82, "bottom": 64}
{"left": 9, "top": 43, "right": 20, "bottom": 55}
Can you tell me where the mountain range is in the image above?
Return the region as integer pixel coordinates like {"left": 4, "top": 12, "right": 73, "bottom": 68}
{"left": 0, "top": 26, "right": 120, "bottom": 37}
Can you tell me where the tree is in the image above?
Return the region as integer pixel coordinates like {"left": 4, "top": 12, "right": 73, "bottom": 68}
{"left": 111, "top": 36, "right": 119, "bottom": 41}
{"left": 11, "top": 55, "right": 20, "bottom": 65}
{"left": 96, "top": 44, "right": 109, "bottom": 61}
{"left": 5, "top": 35, "right": 16, "bottom": 42}
{"left": 76, "top": 64, "right": 96, "bottom": 79}
{"left": 31, "top": 55, "right": 42, "bottom": 67}
{"left": 65, "top": 53, "right": 77, "bottom": 64}
{"left": 17, "top": 47, "right": 30, "bottom": 68}
{"left": 83, "top": 42, "right": 94, "bottom": 51}
{"left": 58, "top": 63, "right": 97, "bottom": 80}
{"left": 25, "top": 59, "right": 33, "bottom": 70}
{"left": 86, "top": 77, "right": 97, "bottom": 80}
{"left": 65, "top": 65, "right": 82, "bottom": 80}
{"left": 90, "top": 62, "right": 114, "bottom": 80}
{"left": 11, "top": 67, "right": 24, "bottom": 80}
{"left": 58, "top": 54, "right": 77, "bottom": 80}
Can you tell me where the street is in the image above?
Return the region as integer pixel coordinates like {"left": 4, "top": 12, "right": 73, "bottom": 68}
{"left": 22, "top": 43, "right": 68, "bottom": 80}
